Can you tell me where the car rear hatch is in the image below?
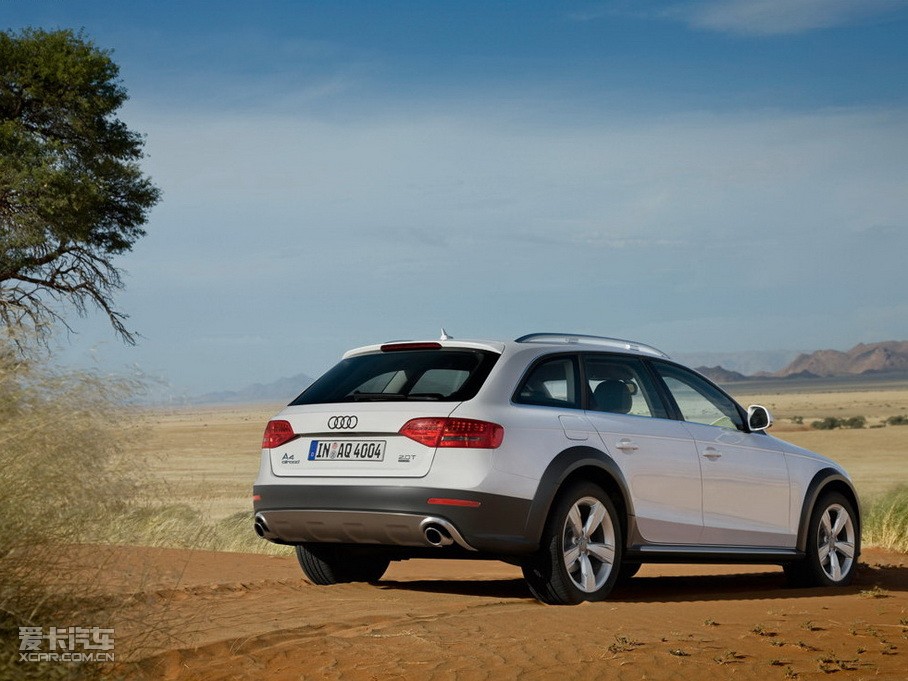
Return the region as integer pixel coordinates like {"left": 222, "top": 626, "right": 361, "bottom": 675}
{"left": 264, "top": 342, "right": 502, "bottom": 478}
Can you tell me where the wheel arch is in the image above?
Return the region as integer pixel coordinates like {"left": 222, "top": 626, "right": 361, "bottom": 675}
{"left": 524, "top": 446, "right": 634, "bottom": 549}
{"left": 797, "top": 468, "right": 862, "bottom": 554}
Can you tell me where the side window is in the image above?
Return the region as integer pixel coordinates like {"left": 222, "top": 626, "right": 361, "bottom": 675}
{"left": 355, "top": 370, "right": 404, "bottom": 394}
{"left": 583, "top": 356, "right": 667, "bottom": 418}
{"left": 653, "top": 363, "right": 744, "bottom": 430}
{"left": 411, "top": 369, "right": 470, "bottom": 396}
{"left": 515, "top": 356, "right": 580, "bottom": 409}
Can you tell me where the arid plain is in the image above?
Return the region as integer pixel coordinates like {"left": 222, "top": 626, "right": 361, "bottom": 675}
{"left": 107, "top": 380, "right": 907, "bottom": 679}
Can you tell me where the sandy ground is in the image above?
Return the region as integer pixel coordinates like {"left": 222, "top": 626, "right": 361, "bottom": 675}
{"left": 53, "top": 545, "right": 901, "bottom": 680}
{"left": 91, "top": 384, "right": 906, "bottom": 679}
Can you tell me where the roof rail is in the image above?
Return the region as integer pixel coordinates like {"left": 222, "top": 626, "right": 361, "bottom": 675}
{"left": 514, "top": 333, "right": 669, "bottom": 359}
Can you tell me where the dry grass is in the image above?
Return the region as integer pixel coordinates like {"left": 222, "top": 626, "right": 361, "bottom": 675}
{"left": 0, "top": 350, "right": 273, "bottom": 680}
{"left": 862, "top": 486, "right": 908, "bottom": 553}
{"left": 0, "top": 347, "right": 143, "bottom": 680}
{"left": 80, "top": 505, "right": 284, "bottom": 555}
{"left": 728, "top": 385, "right": 908, "bottom": 422}
{"left": 129, "top": 405, "right": 279, "bottom": 522}
{"left": 730, "top": 383, "right": 908, "bottom": 550}
{"left": 774, "top": 428, "right": 906, "bottom": 499}
{"left": 730, "top": 384, "right": 908, "bottom": 499}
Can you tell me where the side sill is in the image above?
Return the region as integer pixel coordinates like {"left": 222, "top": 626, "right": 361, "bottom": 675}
{"left": 625, "top": 545, "right": 805, "bottom": 564}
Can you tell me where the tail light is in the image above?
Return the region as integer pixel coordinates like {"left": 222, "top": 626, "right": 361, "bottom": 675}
{"left": 262, "top": 420, "right": 296, "bottom": 448}
{"left": 399, "top": 417, "right": 504, "bottom": 449}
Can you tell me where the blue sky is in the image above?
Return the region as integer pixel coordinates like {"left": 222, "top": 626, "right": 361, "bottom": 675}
{"left": 3, "top": 1, "right": 908, "bottom": 395}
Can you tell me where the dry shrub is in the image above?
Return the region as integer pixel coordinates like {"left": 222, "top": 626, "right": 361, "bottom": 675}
{"left": 0, "top": 344, "right": 280, "bottom": 679}
{"left": 0, "top": 346, "right": 144, "bottom": 679}
{"left": 84, "top": 505, "right": 280, "bottom": 555}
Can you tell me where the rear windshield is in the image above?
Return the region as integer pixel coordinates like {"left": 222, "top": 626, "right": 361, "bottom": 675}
{"left": 290, "top": 349, "right": 500, "bottom": 405}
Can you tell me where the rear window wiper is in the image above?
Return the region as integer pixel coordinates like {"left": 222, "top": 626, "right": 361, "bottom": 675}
{"left": 348, "top": 392, "right": 408, "bottom": 401}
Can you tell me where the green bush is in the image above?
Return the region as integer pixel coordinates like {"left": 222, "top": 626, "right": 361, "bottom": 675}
{"left": 811, "top": 417, "right": 842, "bottom": 430}
{"left": 886, "top": 415, "right": 908, "bottom": 426}
{"left": 810, "top": 416, "right": 866, "bottom": 430}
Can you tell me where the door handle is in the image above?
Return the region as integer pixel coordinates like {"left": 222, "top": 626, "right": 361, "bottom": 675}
{"left": 702, "top": 447, "right": 722, "bottom": 461}
{"left": 616, "top": 438, "right": 639, "bottom": 452}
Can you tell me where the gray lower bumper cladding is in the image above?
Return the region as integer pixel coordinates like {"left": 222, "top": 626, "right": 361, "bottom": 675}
{"left": 254, "top": 509, "right": 477, "bottom": 551}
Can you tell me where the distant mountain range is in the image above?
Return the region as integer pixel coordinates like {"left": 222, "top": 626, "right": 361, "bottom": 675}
{"left": 191, "top": 341, "right": 908, "bottom": 404}
{"left": 193, "top": 372, "right": 313, "bottom": 405}
{"left": 696, "top": 340, "right": 908, "bottom": 383}
{"left": 674, "top": 349, "right": 799, "bottom": 376}
{"left": 773, "top": 341, "right": 908, "bottom": 378}
{"left": 692, "top": 365, "right": 751, "bottom": 383}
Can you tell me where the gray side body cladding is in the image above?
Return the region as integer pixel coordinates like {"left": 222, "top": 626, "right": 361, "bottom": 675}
{"left": 523, "top": 445, "right": 635, "bottom": 547}
{"left": 797, "top": 468, "right": 861, "bottom": 555}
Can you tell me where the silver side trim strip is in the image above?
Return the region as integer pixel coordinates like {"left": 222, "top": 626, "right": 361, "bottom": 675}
{"left": 636, "top": 544, "right": 800, "bottom": 556}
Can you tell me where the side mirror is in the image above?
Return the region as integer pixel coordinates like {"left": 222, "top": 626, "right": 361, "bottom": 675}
{"left": 747, "top": 405, "right": 773, "bottom": 431}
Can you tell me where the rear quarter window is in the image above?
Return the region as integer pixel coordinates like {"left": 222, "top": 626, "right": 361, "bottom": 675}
{"left": 513, "top": 355, "right": 580, "bottom": 409}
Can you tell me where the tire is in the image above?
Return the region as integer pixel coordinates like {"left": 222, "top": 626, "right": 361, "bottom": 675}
{"left": 295, "top": 544, "right": 390, "bottom": 585}
{"left": 785, "top": 492, "right": 859, "bottom": 588}
{"left": 522, "top": 482, "right": 623, "bottom": 604}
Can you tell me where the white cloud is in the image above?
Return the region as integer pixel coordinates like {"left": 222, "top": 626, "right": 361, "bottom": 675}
{"left": 133, "top": 103, "right": 908, "bottom": 264}
{"left": 75, "top": 100, "right": 908, "bottom": 391}
{"left": 663, "top": 0, "right": 906, "bottom": 36}
{"left": 575, "top": 0, "right": 908, "bottom": 36}
{"left": 121, "top": 101, "right": 908, "bottom": 344}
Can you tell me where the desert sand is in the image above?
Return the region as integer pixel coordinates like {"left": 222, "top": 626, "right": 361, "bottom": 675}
{"left": 99, "top": 381, "right": 908, "bottom": 679}
{"left": 74, "top": 544, "right": 903, "bottom": 680}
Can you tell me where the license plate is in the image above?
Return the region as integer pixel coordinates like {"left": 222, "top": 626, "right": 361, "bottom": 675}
{"left": 308, "top": 440, "right": 386, "bottom": 461}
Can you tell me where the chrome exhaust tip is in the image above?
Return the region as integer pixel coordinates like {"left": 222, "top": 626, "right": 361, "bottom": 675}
{"left": 419, "top": 516, "right": 474, "bottom": 550}
{"left": 423, "top": 523, "right": 454, "bottom": 547}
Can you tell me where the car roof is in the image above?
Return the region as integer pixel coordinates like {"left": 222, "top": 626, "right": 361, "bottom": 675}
{"left": 343, "top": 333, "right": 670, "bottom": 360}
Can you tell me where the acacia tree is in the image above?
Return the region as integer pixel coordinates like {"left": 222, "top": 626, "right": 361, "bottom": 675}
{"left": 0, "top": 28, "right": 160, "bottom": 345}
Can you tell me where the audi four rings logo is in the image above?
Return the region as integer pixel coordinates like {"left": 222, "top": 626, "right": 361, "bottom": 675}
{"left": 327, "top": 415, "right": 358, "bottom": 430}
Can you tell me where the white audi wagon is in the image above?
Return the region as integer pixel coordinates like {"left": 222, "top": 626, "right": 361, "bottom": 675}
{"left": 253, "top": 333, "right": 860, "bottom": 604}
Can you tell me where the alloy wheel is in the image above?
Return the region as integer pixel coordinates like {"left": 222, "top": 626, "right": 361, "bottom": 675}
{"left": 561, "top": 496, "right": 617, "bottom": 593}
{"left": 816, "top": 503, "right": 855, "bottom": 583}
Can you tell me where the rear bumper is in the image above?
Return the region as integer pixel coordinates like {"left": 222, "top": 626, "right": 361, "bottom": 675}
{"left": 254, "top": 509, "right": 477, "bottom": 550}
{"left": 252, "top": 484, "right": 535, "bottom": 554}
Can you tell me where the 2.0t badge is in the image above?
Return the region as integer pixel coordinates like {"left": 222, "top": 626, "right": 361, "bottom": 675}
{"left": 327, "top": 415, "right": 358, "bottom": 430}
